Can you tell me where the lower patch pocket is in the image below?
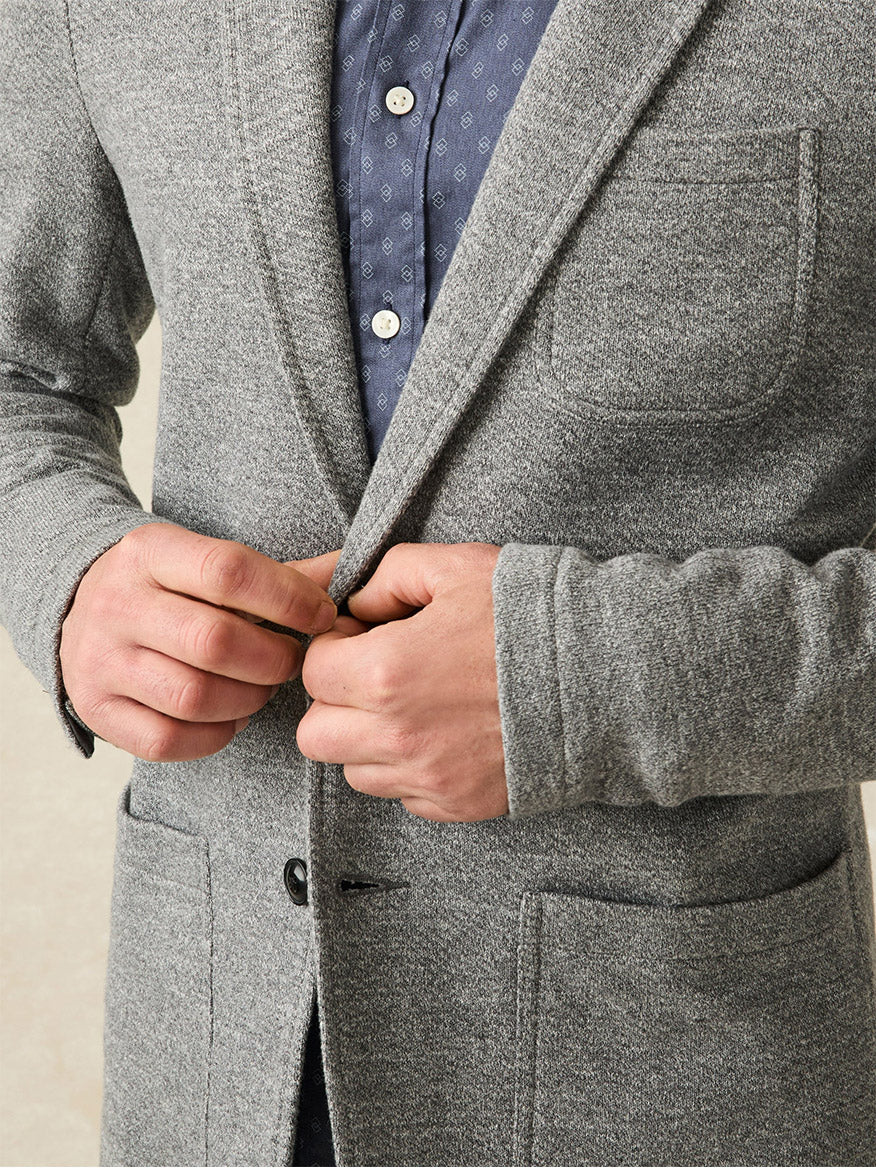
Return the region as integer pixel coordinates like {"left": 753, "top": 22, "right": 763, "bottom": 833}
{"left": 100, "top": 784, "right": 212, "bottom": 1167}
{"left": 513, "top": 853, "right": 876, "bottom": 1167}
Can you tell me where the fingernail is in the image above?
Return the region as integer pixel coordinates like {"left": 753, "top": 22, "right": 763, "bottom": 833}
{"left": 313, "top": 600, "right": 337, "bottom": 631}
{"left": 233, "top": 716, "right": 250, "bottom": 733}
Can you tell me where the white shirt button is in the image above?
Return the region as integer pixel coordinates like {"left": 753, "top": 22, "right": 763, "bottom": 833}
{"left": 371, "top": 309, "right": 401, "bottom": 339}
{"left": 385, "top": 85, "right": 415, "bottom": 115}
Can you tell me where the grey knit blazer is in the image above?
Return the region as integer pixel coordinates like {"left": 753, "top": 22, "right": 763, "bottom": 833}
{"left": 1, "top": 0, "right": 875, "bottom": 1164}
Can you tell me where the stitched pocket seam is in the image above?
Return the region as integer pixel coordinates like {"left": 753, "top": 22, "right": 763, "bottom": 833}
{"left": 513, "top": 894, "right": 543, "bottom": 1167}
{"left": 538, "top": 125, "right": 821, "bottom": 424}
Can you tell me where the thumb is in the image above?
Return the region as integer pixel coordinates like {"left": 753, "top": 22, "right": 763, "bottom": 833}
{"left": 285, "top": 549, "right": 342, "bottom": 593}
{"left": 309, "top": 613, "right": 371, "bottom": 644}
{"left": 347, "top": 543, "right": 458, "bottom": 623}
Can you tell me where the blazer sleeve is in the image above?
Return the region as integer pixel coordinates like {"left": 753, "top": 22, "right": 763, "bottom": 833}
{"left": 492, "top": 535, "right": 876, "bottom": 817}
{"left": 0, "top": 0, "right": 165, "bottom": 756}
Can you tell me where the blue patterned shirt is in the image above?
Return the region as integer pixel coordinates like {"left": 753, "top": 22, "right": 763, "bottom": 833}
{"left": 330, "top": 0, "right": 559, "bottom": 458}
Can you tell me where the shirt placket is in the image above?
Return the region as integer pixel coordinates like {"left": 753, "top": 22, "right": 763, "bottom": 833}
{"left": 347, "top": 0, "right": 463, "bottom": 455}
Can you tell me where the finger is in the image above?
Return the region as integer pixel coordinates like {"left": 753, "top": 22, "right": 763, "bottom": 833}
{"left": 110, "top": 646, "right": 281, "bottom": 723}
{"left": 295, "top": 701, "right": 387, "bottom": 765}
{"left": 85, "top": 694, "right": 247, "bottom": 763}
{"left": 346, "top": 543, "right": 452, "bottom": 623}
{"left": 301, "top": 617, "right": 379, "bottom": 707}
{"left": 399, "top": 796, "right": 459, "bottom": 822}
{"left": 347, "top": 542, "right": 500, "bottom": 624}
{"left": 137, "top": 526, "right": 337, "bottom": 634}
{"left": 307, "top": 614, "right": 371, "bottom": 644}
{"left": 342, "top": 764, "right": 418, "bottom": 800}
{"left": 131, "top": 589, "right": 304, "bottom": 685}
{"left": 285, "top": 549, "right": 342, "bottom": 593}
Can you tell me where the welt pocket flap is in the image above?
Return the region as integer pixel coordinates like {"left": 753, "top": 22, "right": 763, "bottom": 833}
{"left": 115, "top": 782, "right": 209, "bottom": 891}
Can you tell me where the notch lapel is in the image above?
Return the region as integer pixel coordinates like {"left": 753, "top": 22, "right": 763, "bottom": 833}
{"left": 331, "top": 0, "right": 715, "bottom": 598}
{"left": 222, "top": 0, "right": 372, "bottom": 525}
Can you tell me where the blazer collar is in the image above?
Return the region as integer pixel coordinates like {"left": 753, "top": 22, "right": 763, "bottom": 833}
{"left": 223, "top": 0, "right": 715, "bottom": 592}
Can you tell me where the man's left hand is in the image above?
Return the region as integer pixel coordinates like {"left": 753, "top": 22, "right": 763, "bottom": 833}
{"left": 296, "top": 542, "right": 508, "bottom": 822}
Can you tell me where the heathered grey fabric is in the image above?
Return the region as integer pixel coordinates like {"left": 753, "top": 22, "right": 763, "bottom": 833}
{"left": 1, "top": 0, "right": 875, "bottom": 1165}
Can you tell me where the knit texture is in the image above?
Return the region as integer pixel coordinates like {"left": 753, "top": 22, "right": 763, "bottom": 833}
{"left": 1, "top": 0, "right": 875, "bottom": 1163}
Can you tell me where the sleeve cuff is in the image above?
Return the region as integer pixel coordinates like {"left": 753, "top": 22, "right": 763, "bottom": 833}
{"left": 492, "top": 543, "right": 596, "bottom": 819}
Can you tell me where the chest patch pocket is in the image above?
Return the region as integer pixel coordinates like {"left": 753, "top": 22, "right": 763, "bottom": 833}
{"left": 538, "top": 125, "right": 820, "bottom": 422}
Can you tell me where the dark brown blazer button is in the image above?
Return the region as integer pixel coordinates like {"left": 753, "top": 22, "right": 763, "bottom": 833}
{"left": 284, "top": 858, "right": 308, "bottom": 905}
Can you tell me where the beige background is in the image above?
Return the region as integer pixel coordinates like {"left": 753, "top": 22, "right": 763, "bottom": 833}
{"left": 1, "top": 319, "right": 875, "bottom": 1166}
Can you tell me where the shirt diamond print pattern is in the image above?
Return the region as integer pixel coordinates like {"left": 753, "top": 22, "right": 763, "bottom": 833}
{"left": 330, "top": 0, "right": 559, "bottom": 458}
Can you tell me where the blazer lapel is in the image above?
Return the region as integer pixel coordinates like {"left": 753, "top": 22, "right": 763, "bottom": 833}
{"left": 331, "top": 0, "right": 715, "bottom": 598}
{"left": 222, "top": 0, "right": 372, "bottom": 525}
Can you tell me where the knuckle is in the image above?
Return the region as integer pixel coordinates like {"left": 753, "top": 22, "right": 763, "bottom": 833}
{"left": 364, "top": 655, "right": 398, "bottom": 706}
{"left": 63, "top": 641, "right": 114, "bottom": 707}
{"left": 383, "top": 720, "right": 421, "bottom": 762}
{"left": 418, "top": 764, "right": 449, "bottom": 798}
{"left": 190, "top": 612, "right": 234, "bottom": 668}
{"left": 172, "top": 674, "right": 209, "bottom": 721}
{"left": 343, "top": 765, "right": 379, "bottom": 796}
{"left": 90, "top": 640, "right": 127, "bottom": 681}
{"left": 67, "top": 685, "right": 97, "bottom": 724}
{"left": 117, "top": 523, "right": 161, "bottom": 571}
{"left": 383, "top": 543, "right": 411, "bottom": 568}
{"left": 300, "top": 652, "right": 322, "bottom": 698}
{"left": 137, "top": 725, "right": 178, "bottom": 762}
{"left": 82, "top": 690, "right": 115, "bottom": 726}
{"left": 115, "top": 525, "right": 146, "bottom": 562}
{"left": 199, "top": 542, "right": 251, "bottom": 600}
{"left": 295, "top": 714, "right": 320, "bottom": 759}
{"left": 121, "top": 522, "right": 155, "bottom": 550}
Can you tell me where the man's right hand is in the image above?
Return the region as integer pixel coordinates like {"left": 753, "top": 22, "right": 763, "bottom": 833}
{"left": 59, "top": 523, "right": 339, "bottom": 761}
